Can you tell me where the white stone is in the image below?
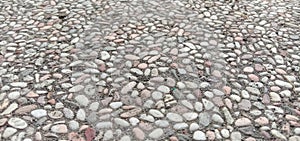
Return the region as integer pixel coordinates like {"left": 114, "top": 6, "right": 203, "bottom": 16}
{"left": 193, "top": 130, "right": 206, "bottom": 140}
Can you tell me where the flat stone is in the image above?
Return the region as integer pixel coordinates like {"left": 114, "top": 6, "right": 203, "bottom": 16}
{"left": 271, "top": 129, "right": 287, "bottom": 140}
{"left": 31, "top": 109, "right": 47, "bottom": 118}
{"left": 69, "top": 85, "right": 84, "bottom": 92}
{"left": 109, "top": 102, "right": 123, "bottom": 109}
{"left": 124, "top": 54, "right": 140, "bottom": 60}
{"left": 120, "top": 108, "right": 142, "bottom": 118}
{"left": 15, "top": 104, "right": 37, "bottom": 115}
{"left": 173, "top": 123, "right": 189, "bottom": 130}
{"left": 222, "top": 107, "right": 234, "bottom": 124}
{"left": 149, "top": 109, "right": 164, "bottom": 118}
{"left": 246, "top": 87, "right": 261, "bottom": 95}
{"left": 235, "top": 117, "right": 252, "bottom": 127}
{"left": 157, "top": 85, "right": 170, "bottom": 93}
{"left": 10, "top": 82, "right": 27, "bottom": 87}
{"left": 193, "top": 130, "right": 206, "bottom": 140}
{"left": 155, "top": 120, "right": 169, "bottom": 127}
{"left": 51, "top": 124, "right": 68, "bottom": 133}
{"left": 121, "top": 82, "right": 137, "bottom": 94}
{"left": 75, "top": 95, "right": 89, "bottom": 107}
{"left": 95, "top": 122, "right": 113, "bottom": 129}
{"left": 275, "top": 80, "right": 293, "bottom": 89}
{"left": 114, "top": 118, "right": 130, "bottom": 127}
{"left": 183, "top": 112, "right": 198, "bottom": 121}
{"left": 2, "top": 127, "right": 17, "bottom": 138}
{"left": 8, "top": 91, "right": 20, "bottom": 100}
{"left": 1, "top": 102, "right": 18, "bottom": 115}
{"left": 149, "top": 128, "right": 164, "bottom": 139}
{"left": 167, "top": 113, "right": 183, "bottom": 122}
{"left": 8, "top": 117, "right": 28, "bottom": 129}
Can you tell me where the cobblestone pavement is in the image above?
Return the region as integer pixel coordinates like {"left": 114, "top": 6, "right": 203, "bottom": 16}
{"left": 0, "top": 0, "right": 300, "bottom": 140}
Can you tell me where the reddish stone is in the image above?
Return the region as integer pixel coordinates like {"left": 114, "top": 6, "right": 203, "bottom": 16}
{"left": 98, "top": 64, "right": 106, "bottom": 71}
{"left": 254, "top": 64, "right": 264, "bottom": 71}
{"left": 85, "top": 127, "right": 96, "bottom": 141}
{"left": 248, "top": 74, "right": 259, "bottom": 82}
{"left": 262, "top": 94, "right": 270, "bottom": 104}
{"left": 223, "top": 86, "right": 231, "bottom": 95}
{"left": 132, "top": 127, "right": 145, "bottom": 140}
{"left": 169, "top": 136, "right": 179, "bottom": 141}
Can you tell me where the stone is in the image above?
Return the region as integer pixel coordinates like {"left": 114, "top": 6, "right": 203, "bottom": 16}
{"left": 101, "top": 51, "right": 110, "bottom": 60}
{"left": 157, "top": 85, "right": 170, "bottom": 93}
{"left": 193, "top": 131, "right": 206, "bottom": 140}
{"left": 31, "top": 109, "right": 47, "bottom": 118}
{"left": 133, "top": 127, "right": 145, "bottom": 140}
{"left": 275, "top": 80, "right": 293, "bottom": 89}
{"left": 120, "top": 108, "right": 142, "bottom": 118}
{"left": 109, "top": 102, "right": 123, "bottom": 109}
{"left": 238, "top": 99, "right": 251, "bottom": 111}
{"left": 167, "top": 113, "right": 183, "bottom": 122}
{"left": 10, "top": 82, "right": 27, "bottom": 87}
{"left": 48, "top": 110, "right": 63, "bottom": 119}
{"left": 76, "top": 109, "right": 86, "bottom": 121}
{"left": 149, "top": 128, "right": 164, "bottom": 139}
{"left": 1, "top": 102, "right": 18, "bottom": 115}
{"left": 69, "top": 120, "right": 79, "bottom": 130}
{"left": 271, "top": 129, "right": 287, "bottom": 140}
{"left": 121, "top": 82, "right": 137, "bottom": 94}
{"left": 114, "top": 118, "right": 130, "bottom": 127}
{"left": 51, "top": 124, "right": 68, "bottom": 133}
{"left": 173, "top": 123, "right": 189, "bottom": 130}
{"left": 2, "top": 127, "right": 17, "bottom": 138}
{"left": 95, "top": 122, "right": 113, "bottom": 129}
{"left": 8, "top": 117, "right": 28, "bottom": 129}
{"left": 202, "top": 99, "right": 214, "bottom": 110}
{"left": 69, "top": 85, "right": 84, "bottom": 92}
{"left": 75, "top": 95, "right": 89, "bottom": 107}
{"left": 235, "top": 117, "right": 252, "bottom": 127}
{"left": 183, "top": 112, "right": 198, "bottom": 121}
{"left": 149, "top": 109, "right": 164, "bottom": 118}
{"left": 120, "top": 135, "right": 131, "bottom": 141}
{"left": 221, "top": 129, "right": 230, "bottom": 138}
{"left": 231, "top": 132, "right": 242, "bottom": 140}
{"left": 199, "top": 112, "right": 211, "bottom": 126}
{"left": 8, "top": 91, "right": 20, "bottom": 100}
{"left": 155, "top": 120, "right": 169, "bottom": 127}
{"left": 63, "top": 108, "right": 74, "bottom": 119}
{"left": 103, "top": 130, "right": 113, "bottom": 141}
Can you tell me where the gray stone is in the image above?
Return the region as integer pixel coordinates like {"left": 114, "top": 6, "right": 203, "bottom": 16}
{"left": 76, "top": 109, "right": 86, "bottom": 121}
{"left": 2, "top": 127, "right": 17, "bottom": 138}
{"left": 183, "top": 112, "right": 198, "bottom": 121}
{"left": 231, "top": 132, "right": 242, "bottom": 140}
{"left": 149, "top": 109, "right": 164, "bottom": 118}
{"left": 149, "top": 128, "right": 164, "bottom": 139}
{"left": 69, "top": 120, "right": 79, "bottom": 130}
{"left": 63, "top": 108, "right": 74, "bottom": 119}
{"left": 114, "top": 118, "right": 130, "bottom": 127}
{"left": 155, "top": 120, "right": 169, "bottom": 127}
{"left": 75, "top": 95, "right": 89, "bottom": 107}
{"left": 167, "top": 113, "right": 183, "bottom": 122}
{"left": 173, "top": 123, "right": 189, "bottom": 130}
{"left": 8, "top": 117, "right": 28, "bottom": 129}
{"left": 103, "top": 130, "right": 114, "bottom": 141}
{"left": 199, "top": 112, "right": 211, "bottom": 126}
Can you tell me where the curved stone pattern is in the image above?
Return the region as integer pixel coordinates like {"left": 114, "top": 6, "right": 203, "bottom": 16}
{"left": 0, "top": 0, "right": 299, "bottom": 140}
